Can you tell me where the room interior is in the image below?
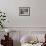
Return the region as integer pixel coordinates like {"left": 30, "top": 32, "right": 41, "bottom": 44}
{"left": 0, "top": 0, "right": 46, "bottom": 46}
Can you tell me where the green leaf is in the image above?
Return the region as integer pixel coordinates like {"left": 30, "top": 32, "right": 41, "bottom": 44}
{"left": 0, "top": 12, "right": 2, "bottom": 13}
{"left": 1, "top": 19, "right": 6, "bottom": 21}
{"left": 0, "top": 21, "right": 1, "bottom": 23}
{"left": 1, "top": 25, "right": 3, "bottom": 28}
{"left": 3, "top": 16, "right": 6, "bottom": 17}
{"left": 4, "top": 13, "right": 5, "bottom": 15}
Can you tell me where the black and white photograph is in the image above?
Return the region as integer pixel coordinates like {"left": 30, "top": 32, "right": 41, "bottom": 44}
{"left": 19, "top": 7, "right": 30, "bottom": 16}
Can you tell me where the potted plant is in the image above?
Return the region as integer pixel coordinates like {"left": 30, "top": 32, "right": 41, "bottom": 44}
{"left": 0, "top": 10, "right": 6, "bottom": 28}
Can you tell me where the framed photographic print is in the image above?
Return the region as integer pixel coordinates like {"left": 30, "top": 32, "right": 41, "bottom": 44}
{"left": 19, "top": 7, "right": 30, "bottom": 16}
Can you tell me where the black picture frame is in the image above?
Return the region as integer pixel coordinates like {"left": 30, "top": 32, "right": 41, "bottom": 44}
{"left": 19, "top": 7, "right": 30, "bottom": 16}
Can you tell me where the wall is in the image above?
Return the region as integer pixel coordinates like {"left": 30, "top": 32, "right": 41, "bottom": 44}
{"left": 0, "top": 0, "right": 46, "bottom": 27}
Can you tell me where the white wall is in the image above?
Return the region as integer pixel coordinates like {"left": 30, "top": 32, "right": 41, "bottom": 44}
{"left": 0, "top": 0, "right": 46, "bottom": 27}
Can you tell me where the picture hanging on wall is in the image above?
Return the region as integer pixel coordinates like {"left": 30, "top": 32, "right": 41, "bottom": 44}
{"left": 19, "top": 7, "right": 30, "bottom": 16}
